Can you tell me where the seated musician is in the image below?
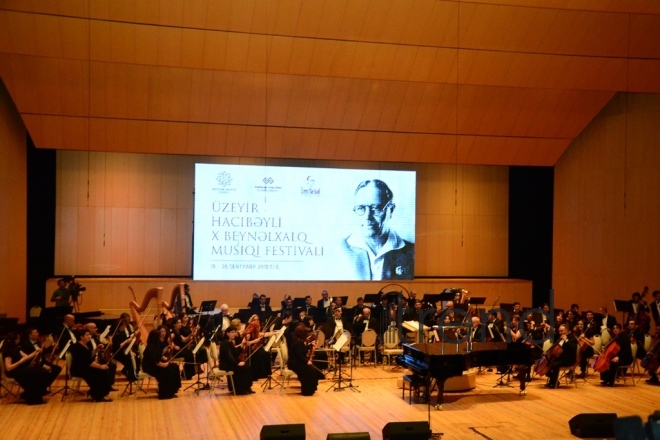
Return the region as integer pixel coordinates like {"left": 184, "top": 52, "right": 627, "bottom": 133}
{"left": 405, "top": 300, "right": 424, "bottom": 322}
{"left": 469, "top": 316, "right": 483, "bottom": 342}
{"left": 507, "top": 315, "right": 522, "bottom": 343}
{"left": 21, "top": 327, "right": 62, "bottom": 388}
{"left": 353, "top": 307, "right": 379, "bottom": 363}
{"left": 84, "top": 323, "right": 117, "bottom": 390}
{"left": 350, "top": 297, "right": 366, "bottom": 321}
{"left": 287, "top": 324, "right": 324, "bottom": 396}
{"left": 169, "top": 316, "right": 198, "bottom": 380}
{"left": 57, "top": 314, "right": 78, "bottom": 352}
{"left": 142, "top": 329, "right": 181, "bottom": 400}
{"left": 173, "top": 283, "right": 195, "bottom": 315}
{"left": 600, "top": 323, "right": 633, "bottom": 386}
{"left": 214, "top": 304, "right": 233, "bottom": 341}
{"left": 280, "top": 296, "right": 295, "bottom": 317}
{"left": 242, "top": 314, "right": 272, "bottom": 380}
{"left": 627, "top": 319, "right": 647, "bottom": 361}
{"left": 179, "top": 314, "right": 209, "bottom": 369}
{"left": 251, "top": 294, "right": 272, "bottom": 320}
{"left": 326, "top": 307, "right": 350, "bottom": 364}
{"left": 546, "top": 324, "right": 578, "bottom": 388}
{"left": 112, "top": 319, "right": 139, "bottom": 381}
{"left": 220, "top": 326, "right": 255, "bottom": 395}
{"left": 575, "top": 319, "right": 597, "bottom": 378}
{"left": 2, "top": 332, "right": 51, "bottom": 405}
{"left": 69, "top": 329, "right": 113, "bottom": 402}
{"left": 486, "top": 312, "right": 505, "bottom": 342}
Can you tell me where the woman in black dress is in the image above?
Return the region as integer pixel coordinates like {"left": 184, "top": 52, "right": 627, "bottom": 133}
{"left": 219, "top": 326, "right": 254, "bottom": 395}
{"left": 2, "top": 332, "right": 50, "bottom": 405}
{"left": 69, "top": 329, "right": 113, "bottom": 402}
{"left": 287, "top": 324, "right": 325, "bottom": 396}
{"left": 142, "top": 329, "right": 182, "bottom": 399}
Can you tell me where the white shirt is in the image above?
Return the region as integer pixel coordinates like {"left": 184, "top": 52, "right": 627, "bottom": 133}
{"left": 346, "top": 229, "right": 407, "bottom": 280}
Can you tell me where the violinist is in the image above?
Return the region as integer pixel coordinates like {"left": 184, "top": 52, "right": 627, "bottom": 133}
{"left": 142, "top": 329, "right": 181, "bottom": 400}
{"left": 242, "top": 314, "right": 271, "bottom": 379}
{"left": 84, "top": 323, "right": 117, "bottom": 390}
{"left": 2, "top": 332, "right": 50, "bottom": 405}
{"left": 57, "top": 314, "right": 78, "bottom": 352}
{"left": 20, "top": 327, "right": 62, "bottom": 387}
{"left": 546, "top": 324, "right": 578, "bottom": 389}
{"left": 575, "top": 319, "right": 597, "bottom": 379}
{"left": 170, "top": 317, "right": 197, "bottom": 380}
{"left": 599, "top": 323, "right": 633, "bottom": 387}
{"left": 69, "top": 329, "right": 113, "bottom": 402}
{"left": 219, "top": 326, "right": 255, "bottom": 395}
{"left": 112, "top": 319, "right": 139, "bottom": 381}
{"left": 287, "top": 324, "right": 324, "bottom": 396}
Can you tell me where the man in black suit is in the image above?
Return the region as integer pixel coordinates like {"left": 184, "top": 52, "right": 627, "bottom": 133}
{"left": 303, "top": 295, "right": 317, "bottom": 318}
{"left": 21, "top": 327, "right": 62, "bottom": 387}
{"left": 546, "top": 324, "right": 578, "bottom": 388}
{"left": 316, "top": 290, "right": 332, "bottom": 324}
{"left": 280, "top": 297, "right": 295, "bottom": 317}
{"left": 251, "top": 294, "right": 272, "bottom": 321}
{"left": 651, "top": 290, "right": 660, "bottom": 335}
{"left": 326, "top": 307, "right": 351, "bottom": 364}
{"left": 599, "top": 307, "right": 617, "bottom": 332}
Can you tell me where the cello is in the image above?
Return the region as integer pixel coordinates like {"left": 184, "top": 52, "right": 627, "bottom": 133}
{"left": 535, "top": 341, "right": 563, "bottom": 377}
{"left": 591, "top": 327, "right": 624, "bottom": 373}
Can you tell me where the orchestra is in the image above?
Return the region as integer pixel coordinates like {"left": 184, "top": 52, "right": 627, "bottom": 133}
{"left": 3, "top": 283, "right": 660, "bottom": 410}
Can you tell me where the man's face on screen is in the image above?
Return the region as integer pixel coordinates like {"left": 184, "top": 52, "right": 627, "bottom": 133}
{"left": 354, "top": 184, "right": 391, "bottom": 239}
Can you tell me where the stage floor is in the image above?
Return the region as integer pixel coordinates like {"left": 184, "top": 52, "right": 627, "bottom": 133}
{"left": 1, "top": 360, "right": 657, "bottom": 439}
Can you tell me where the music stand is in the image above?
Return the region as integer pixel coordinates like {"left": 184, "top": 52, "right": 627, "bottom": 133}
{"left": 292, "top": 297, "right": 306, "bottom": 309}
{"left": 261, "top": 327, "right": 286, "bottom": 391}
{"left": 326, "top": 332, "right": 359, "bottom": 393}
{"left": 613, "top": 299, "right": 633, "bottom": 323}
{"left": 363, "top": 293, "right": 381, "bottom": 305}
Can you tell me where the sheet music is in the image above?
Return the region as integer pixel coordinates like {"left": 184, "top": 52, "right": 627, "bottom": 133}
{"left": 193, "top": 337, "right": 205, "bottom": 355}
{"left": 333, "top": 333, "right": 348, "bottom": 351}
{"left": 99, "top": 325, "right": 110, "bottom": 340}
{"left": 265, "top": 326, "right": 286, "bottom": 351}
{"left": 58, "top": 340, "right": 72, "bottom": 359}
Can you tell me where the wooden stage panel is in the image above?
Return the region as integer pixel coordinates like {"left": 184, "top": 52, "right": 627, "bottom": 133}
{"left": 0, "top": 360, "right": 657, "bottom": 439}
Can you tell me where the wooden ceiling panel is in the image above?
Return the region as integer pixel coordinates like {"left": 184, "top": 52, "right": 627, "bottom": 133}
{"left": 460, "top": 3, "right": 629, "bottom": 57}
{"left": 457, "top": 86, "right": 613, "bottom": 138}
{"left": 2, "top": 1, "right": 659, "bottom": 167}
{"left": 628, "top": 59, "right": 660, "bottom": 93}
{"left": 181, "top": 28, "right": 207, "bottom": 69}
{"left": 156, "top": 26, "right": 183, "bottom": 67}
{"left": 459, "top": 50, "right": 628, "bottom": 91}
{"left": 630, "top": 14, "right": 660, "bottom": 59}
{"left": 461, "top": 0, "right": 660, "bottom": 15}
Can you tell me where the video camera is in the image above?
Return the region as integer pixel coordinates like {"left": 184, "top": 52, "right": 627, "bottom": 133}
{"left": 64, "top": 275, "right": 86, "bottom": 302}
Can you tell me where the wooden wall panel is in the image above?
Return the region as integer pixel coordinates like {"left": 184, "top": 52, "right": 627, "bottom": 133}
{"left": 54, "top": 152, "right": 509, "bottom": 277}
{"left": 44, "top": 277, "right": 532, "bottom": 320}
{"left": 0, "top": 81, "right": 27, "bottom": 321}
{"left": 553, "top": 93, "right": 660, "bottom": 312}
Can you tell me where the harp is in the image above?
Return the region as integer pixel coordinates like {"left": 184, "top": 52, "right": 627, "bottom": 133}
{"left": 161, "top": 283, "right": 185, "bottom": 319}
{"left": 129, "top": 287, "right": 163, "bottom": 345}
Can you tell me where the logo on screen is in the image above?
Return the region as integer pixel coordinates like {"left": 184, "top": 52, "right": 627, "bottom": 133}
{"left": 301, "top": 175, "right": 320, "bottom": 195}
{"left": 255, "top": 176, "right": 281, "bottom": 193}
{"left": 216, "top": 172, "right": 232, "bottom": 187}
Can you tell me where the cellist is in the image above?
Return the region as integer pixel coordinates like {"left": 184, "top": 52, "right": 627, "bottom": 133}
{"left": 545, "top": 324, "right": 578, "bottom": 389}
{"left": 599, "top": 323, "right": 633, "bottom": 387}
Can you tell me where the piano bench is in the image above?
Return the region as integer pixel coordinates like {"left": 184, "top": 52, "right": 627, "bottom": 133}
{"left": 402, "top": 374, "right": 425, "bottom": 404}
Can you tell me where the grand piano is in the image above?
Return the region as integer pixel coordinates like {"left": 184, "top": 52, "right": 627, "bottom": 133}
{"left": 396, "top": 341, "right": 535, "bottom": 408}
